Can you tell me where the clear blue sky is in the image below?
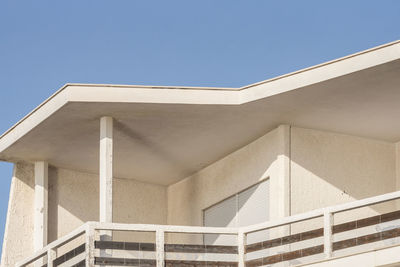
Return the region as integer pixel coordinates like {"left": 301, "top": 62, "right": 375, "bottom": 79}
{"left": 0, "top": 0, "right": 399, "bottom": 251}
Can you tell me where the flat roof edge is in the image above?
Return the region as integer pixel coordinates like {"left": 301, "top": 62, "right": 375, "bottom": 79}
{"left": 241, "top": 39, "right": 400, "bottom": 89}
{"left": 0, "top": 39, "right": 399, "bottom": 157}
{"left": 0, "top": 84, "right": 70, "bottom": 141}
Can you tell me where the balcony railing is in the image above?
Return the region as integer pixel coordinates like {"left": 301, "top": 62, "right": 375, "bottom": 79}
{"left": 16, "top": 190, "right": 400, "bottom": 267}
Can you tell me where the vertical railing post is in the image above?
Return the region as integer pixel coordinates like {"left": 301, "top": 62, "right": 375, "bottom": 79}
{"left": 238, "top": 230, "right": 246, "bottom": 267}
{"left": 86, "top": 223, "right": 95, "bottom": 267}
{"left": 47, "top": 248, "right": 56, "bottom": 267}
{"left": 323, "top": 210, "right": 333, "bottom": 258}
{"left": 156, "top": 230, "right": 165, "bottom": 267}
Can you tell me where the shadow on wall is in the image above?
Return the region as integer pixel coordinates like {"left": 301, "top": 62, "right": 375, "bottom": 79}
{"left": 114, "top": 120, "right": 196, "bottom": 179}
{"left": 166, "top": 126, "right": 280, "bottom": 231}
{"left": 47, "top": 165, "right": 167, "bottom": 243}
{"left": 48, "top": 166, "right": 99, "bottom": 243}
{"left": 290, "top": 127, "right": 397, "bottom": 215}
{"left": 169, "top": 126, "right": 398, "bottom": 232}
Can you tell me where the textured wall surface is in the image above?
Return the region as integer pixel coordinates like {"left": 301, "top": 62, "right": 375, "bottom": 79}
{"left": 1, "top": 165, "right": 167, "bottom": 266}
{"left": 290, "top": 127, "right": 397, "bottom": 231}
{"left": 291, "top": 127, "right": 396, "bottom": 214}
{"left": 1, "top": 162, "right": 35, "bottom": 267}
{"left": 48, "top": 167, "right": 167, "bottom": 242}
{"left": 167, "top": 126, "right": 398, "bottom": 236}
{"left": 167, "top": 127, "right": 283, "bottom": 229}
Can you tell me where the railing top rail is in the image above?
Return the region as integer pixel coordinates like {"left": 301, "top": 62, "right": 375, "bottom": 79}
{"left": 329, "top": 190, "right": 400, "bottom": 213}
{"left": 243, "top": 190, "right": 400, "bottom": 234}
{"left": 15, "top": 223, "right": 88, "bottom": 267}
{"left": 92, "top": 222, "right": 239, "bottom": 234}
{"left": 242, "top": 208, "right": 324, "bottom": 234}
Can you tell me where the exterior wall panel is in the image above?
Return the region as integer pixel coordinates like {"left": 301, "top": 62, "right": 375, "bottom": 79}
{"left": 167, "top": 127, "right": 282, "bottom": 244}
{"left": 1, "top": 162, "right": 35, "bottom": 267}
{"left": 291, "top": 127, "right": 397, "bottom": 231}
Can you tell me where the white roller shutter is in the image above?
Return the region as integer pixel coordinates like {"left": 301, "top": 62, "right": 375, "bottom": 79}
{"left": 204, "top": 195, "right": 237, "bottom": 245}
{"left": 204, "top": 180, "right": 269, "bottom": 245}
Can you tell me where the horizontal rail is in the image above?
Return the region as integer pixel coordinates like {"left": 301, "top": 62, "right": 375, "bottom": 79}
{"left": 15, "top": 223, "right": 88, "bottom": 267}
{"left": 330, "top": 190, "right": 400, "bottom": 213}
{"left": 243, "top": 190, "right": 400, "bottom": 234}
{"left": 243, "top": 208, "right": 324, "bottom": 234}
{"left": 91, "top": 222, "right": 239, "bottom": 234}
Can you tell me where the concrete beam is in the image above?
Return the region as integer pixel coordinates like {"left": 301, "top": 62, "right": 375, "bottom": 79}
{"left": 34, "top": 161, "right": 48, "bottom": 251}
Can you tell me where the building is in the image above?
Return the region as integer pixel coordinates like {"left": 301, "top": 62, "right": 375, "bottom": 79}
{"left": 1, "top": 40, "right": 400, "bottom": 267}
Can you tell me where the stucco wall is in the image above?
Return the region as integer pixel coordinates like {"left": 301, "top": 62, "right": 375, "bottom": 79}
{"left": 290, "top": 127, "right": 397, "bottom": 227}
{"left": 1, "top": 165, "right": 167, "bottom": 266}
{"left": 48, "top": 167, "right": 167, "bottom": 242}
{"left": 1, "top": 162, "right": 35, "bottom": 267}
{"left": 167, "top": 126, "right": 286, "bottom": 229}
{"left": 291, "top": 127, "right": 396, "bottom": 212}
{"left": 167, "top": 126, "right": 398, "bottom": 237}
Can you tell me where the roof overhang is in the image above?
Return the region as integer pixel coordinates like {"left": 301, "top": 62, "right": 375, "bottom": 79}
{"left": 1, "top": 40, "right": 400, "bottom": 185}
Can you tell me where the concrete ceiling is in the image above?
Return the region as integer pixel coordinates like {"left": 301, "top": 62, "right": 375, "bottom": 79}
{"left": 1, "top": 40, "right": 400, "bottom": 185}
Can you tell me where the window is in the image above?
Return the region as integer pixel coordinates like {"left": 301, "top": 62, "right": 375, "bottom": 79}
{"left": 203, "top": 179, "right": 269, "bottom": 244}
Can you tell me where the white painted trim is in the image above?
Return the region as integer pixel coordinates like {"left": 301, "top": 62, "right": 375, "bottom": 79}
{"left": 34, "top": 161, "right": 48, "bottom": 251}
{"left": 99, "top": 116, "right": 113, "bottom": 224}
{"left": 243, "top": 208, "right": 324, "bottom": 234}
{"left": 0, "top": 89, "right": 69, "bottom": 155}
{"left": 85, "top": 224, "right": 95, "bottom": 267}
{"left": 91, "top": 222, "right": 239, "bottom": 234}
{"left": 47, "top": 248, "right": 56, "bottom": 267}
{"left": 329, "top": 190, "right": 400, "bottom": 213}
{"left": 16, "top": 223, "right": 87, "bottom": 267}
{"left": 156, "top": 230, "right": 165, "bottom": 267}
{"left": 323, "top": 211, "right": 333, "bottom": 258}
{"left": 237, "top": 231, "right": 245, "bottom": 267}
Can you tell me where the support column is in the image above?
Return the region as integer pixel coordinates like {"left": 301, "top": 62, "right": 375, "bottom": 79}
{"left": 99, "top": 116, "right": 113, "bottom": 240}
{"left": 395, "top": 142, "right": 400, "bottom": 209}
{"left": 271, "top": 125, "right": 291, "bottom": 220}
{"left": 34, "top": 161, "right": 48, "bottom": 251}
{"left": 269, "top": 125, "right": 291, "bottom": 246}
{"left": 279, "top": 124, "right": 291, "bottom": 219}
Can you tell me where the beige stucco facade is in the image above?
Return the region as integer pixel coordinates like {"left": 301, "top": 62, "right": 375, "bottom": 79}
{"left": 2, "top": 41, "right": 400, "bottom": 266}
{"left": 1, "top": 163, "right": 34, "bottom": 267}
{"left": 1, "top": 163, "right": 168, "bottom": 266}
{"left": 167, "top": 126, "right": 398, "bottom": 234}
{"left": 291, "top": 127, "right": 396, "bottom": 215}
{"left": 2, "top": 125, "right": 399, "bottom": 266}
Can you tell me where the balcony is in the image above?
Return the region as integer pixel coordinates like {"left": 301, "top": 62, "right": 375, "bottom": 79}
{"left": 16, "top": 190, "right": 400, "bottom": 267}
